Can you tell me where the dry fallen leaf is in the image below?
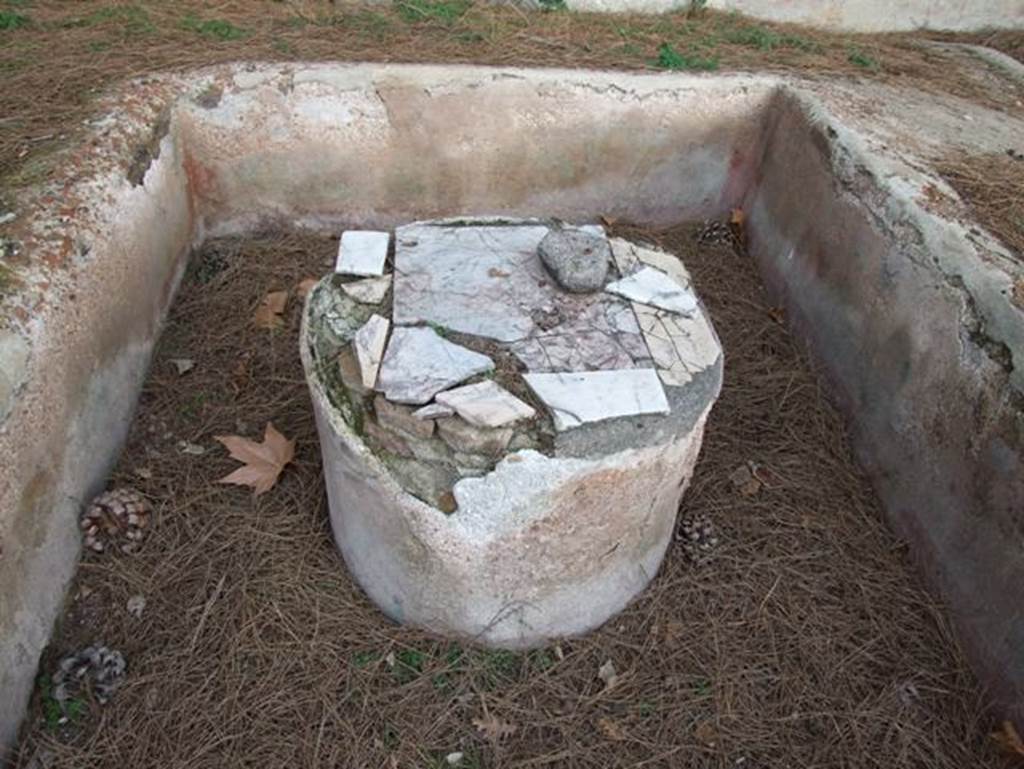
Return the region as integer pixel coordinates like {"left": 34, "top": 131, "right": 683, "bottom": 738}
{"left": 295, "top": 277, "right": 318, "bottom": 298}
{"left": 597, "top": 716, "right": 626, "bottom": 741}
{"left": 992, "top": 720, "right": 1024, "bottom": 760}
{"left": 729, "top": 464, "right": 761, "bottom": 497}
{"left": 767, "top": 306, "right": 786, "bottom": 325}
{"left": 169, "top": 357, "right": 194, "bottom": 376}
{"left": 694, "top": 720, "right": 717, "bottom": 747}
{"left": 730, "top": 207, "right": 745, "bottom": 226}
{"left": 598, "top": 660, "right": 619, "bottom": 690}
{"left": 253, "top": 290, "right": 288, "bottom": 329}
{"left": 214, "top": 422, "right": 295, "bottom": 496}
{"left": 472, "top": 713, "right": 517, "bottom": 741}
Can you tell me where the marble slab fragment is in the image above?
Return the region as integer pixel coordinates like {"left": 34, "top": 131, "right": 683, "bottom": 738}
{"left": 633, "top": 303, "right": 722, "bottom": 387}
{"left": 435, "top": 381, "right": 536, "bottom": 428}
{"left": 342, "top": 274, "right": 392, "bottom": 304}
{"left": 609, "top": 238, "right": 692, "bottom": 287}
{"left": 353, "top": 314, "right": 389, "bottom": 389}
{"left": 393, "top": 223, "right": 550, "bottom": 342}
{"left": 605, "top": 266, "right": 698, "bottom": 316}
{"left": 523, "top": 369, "right": 670, "bottom": 431}
{"left": 336, "top": 230, "right": 389, "bottom": 276}
{"left": 377, "top": 326, "right": 494, "bottom": 405}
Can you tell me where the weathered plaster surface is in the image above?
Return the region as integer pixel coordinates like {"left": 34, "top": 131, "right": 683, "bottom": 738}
{"left": 564, "top": 0, "right": 1024, "bottom": 32}
{"left": 1, "top": 59, "right": 1024, "bottom": 754}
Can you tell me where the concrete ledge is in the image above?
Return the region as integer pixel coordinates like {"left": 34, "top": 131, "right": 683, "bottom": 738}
{"left": 563, "top": 0, "right": 1024, "bottom": 32}
{"left": 1, "top": 62, "right": 1023, "bottom": 754}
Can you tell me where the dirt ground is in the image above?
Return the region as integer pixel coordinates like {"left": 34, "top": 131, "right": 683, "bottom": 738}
{"left": 8, "top": 223, "right": 1002, "bottom": 768}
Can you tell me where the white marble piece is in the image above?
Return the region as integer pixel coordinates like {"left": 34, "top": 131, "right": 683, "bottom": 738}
{"left": 412, "top": 403, "right": 455, "bottom": 420}
{"left": 523, "top": 369, "right": 670, "bottom": 431}
{"left": 353, "top": 314, "right": 390, "bottom": 389}
{"left": 377, "top": 327, "right": 494, "bottom": 405}
{"left": 633, "top": 303, "right": 721, "bottom": 387}
{"left": 605, "top": 266, "right": 698, "bottom": 316}
{"left": 342, "top": 274, "right": 392, "bottom": 304}
{"left": 336, "top": 230, "right": 390, "bottom": 276}
{"left": 435, "top": 381, "right": 536, "bottom": 428}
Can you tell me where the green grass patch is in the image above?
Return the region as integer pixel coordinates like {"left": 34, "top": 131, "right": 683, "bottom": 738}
{"left": 390, "top": 648, "right": 427, "bottom": 683}
{"left": 847, "top": 47, "right": 880, "bottom": 70}
{"left": 0, "top": 10, "right": 29, "bottom": 29}
{"left": 655, "top": 42, "right": 718, "bottom": 71}
{"left": 347, "top": 10, "right": 393, "bottom": 38}
{"left": 722, "top": 24, "right": 814, "bottom": 51}
{"left": 61, "top": 5, "right": 154, "bottom": 34}
{"left": 181, "top": 14, "right": 246, "bottom": 41}
{"left": 395, "top": 0, "right": 471, "bottom": 26}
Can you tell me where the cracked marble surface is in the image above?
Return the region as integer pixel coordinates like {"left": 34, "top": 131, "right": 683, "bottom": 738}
{"left": 393, "top": 222, "right": 650, "bottom": 372}
{"left": 523, "top": 369, "right": 670, "bottom": 431}
{"left": 377, "top": 326, "right": 494, "bottom": 404}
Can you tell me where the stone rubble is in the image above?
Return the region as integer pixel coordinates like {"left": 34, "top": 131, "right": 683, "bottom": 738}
{"left": 412, "top": 402, "right": 455, "bottom": 420}
{"left": 435, "top": 380, "right": 535, "bottom": 428}
{"left": 336, "top": 230, "right": 390, "bottom": 276}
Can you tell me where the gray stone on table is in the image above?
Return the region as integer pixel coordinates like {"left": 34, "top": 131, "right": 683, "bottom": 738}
{"left": 523, "top": 369, "right": 670, "bottom": 432}
{"left": 412, "top": 402, "right": 455, "bottom": 420}
{"left": 336, "top": 230, "right": 390, "bottom": 276}
{"left": 537, "top": 228, "right": 611, "bottom": 293}
{"left": 342, "top": 274, "right": 392, "bottom": 305}
{"left": 376, "top": 326, "right": 494, "bottom": 405}
{"left": 435, "top": 381, "right": 535, "bottom": 428}
{"left": 375, "top": 394, "right": 435, "bottom": 440}
{"left": 437, "top": 417, "right": 514, "bottom": 456}
{"left": 353, "top": 314, "right": 389, "bottom": 389}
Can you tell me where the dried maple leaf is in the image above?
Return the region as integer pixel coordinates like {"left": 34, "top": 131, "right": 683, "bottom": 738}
{"left": 295, "top": 277, "right": 318, "bottom": 298}
{"left": 214, "top": 422, "right": 295, "bottom": 495}
{"left": 992, "top": 720, "right": 1024, "bottom": 760}
{"left": 472, "top": 713, "right": 517, "bottom": 741}
{"left": 253, "top": 290, "right": 288, "bottom": 329}
{"left": 597, "top": 716, "right": 626, "bottom": 741}
{"left": 694, "top": 720, "right": 717, "bottom": 747}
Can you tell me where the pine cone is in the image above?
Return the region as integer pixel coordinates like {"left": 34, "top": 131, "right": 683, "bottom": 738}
{"left": 80, "top": 487, "right": 151, "bottom": 554}
{"left": 52, "top": 645, "right": 127, "bottom": 714}
{"left": 678, "top": 512, "right": 719, "bottom": 566}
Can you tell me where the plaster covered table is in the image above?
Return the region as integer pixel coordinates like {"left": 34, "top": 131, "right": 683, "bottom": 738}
{"left": 301, "top": 217, "right": 722, "bottom": 647}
